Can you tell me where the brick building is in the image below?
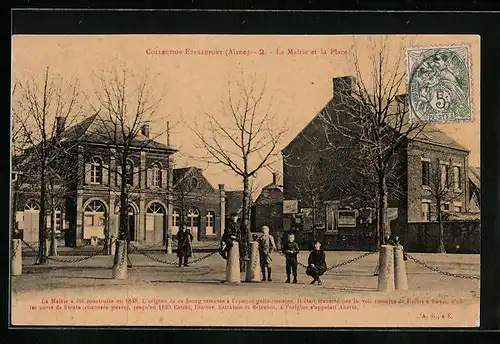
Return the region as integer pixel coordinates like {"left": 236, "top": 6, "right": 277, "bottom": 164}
{"left": 251, "top": 173, "right": 284, "bottom": 233}
{"left": 171, "top": 167, "right": 224, "bottom": 242}
{"left": 281, "top": 76, "right": 475, "bottom": 250}
{"left": 13, "top": 114, "right": 222, "bottom": 247}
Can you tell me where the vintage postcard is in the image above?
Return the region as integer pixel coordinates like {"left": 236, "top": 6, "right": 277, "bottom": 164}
{"left": 10, "top": 34, "right": 480, "bottom": 327}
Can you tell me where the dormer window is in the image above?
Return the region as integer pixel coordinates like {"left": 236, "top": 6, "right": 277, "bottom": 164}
{"left": 190, "top": 177, "right": 199, "bottom": 189}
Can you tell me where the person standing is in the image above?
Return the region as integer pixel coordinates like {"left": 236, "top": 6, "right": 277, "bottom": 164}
{"left": 306, "top": 240, "right": 327, "bottom": 285}
{"left": 176, "top": 226, "right": 193, "bottom": 267}
{"left": 282, "top": 233, "right": 300, "bottom": 284}
{"left": 258, "top": 225, "right": 276, "bottom": 282}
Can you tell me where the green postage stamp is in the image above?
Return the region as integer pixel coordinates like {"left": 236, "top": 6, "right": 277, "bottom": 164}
{"left": 406, "top": 45, "right": 473, "bottom": 123}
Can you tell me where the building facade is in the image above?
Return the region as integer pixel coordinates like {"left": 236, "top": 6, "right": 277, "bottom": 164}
{"left": 171, "top": 167, "right": 224, "bottom": 242}
{"left": 281, "top": 76, "right": 475, "bottom": 250}
{"left": 13, "top": 114, "right": 220, "bottom": 247}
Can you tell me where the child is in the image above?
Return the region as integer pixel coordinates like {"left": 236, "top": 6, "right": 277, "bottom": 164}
{"left": 306, "top": 240, "right": 327, "bottom": 285}
{"left": 282, "top": 233, "right": 300, "bottom": 284}
{"left": 258, "top": 225, "right": 276, "bottom": 281}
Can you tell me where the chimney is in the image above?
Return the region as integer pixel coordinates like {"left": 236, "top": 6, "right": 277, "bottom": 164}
{"left": 141, "top": 123, "right": 150, "bottom": 138}
{"left": 272, "top": 172, "right": 277, "bottom": 185}
{"left": 333, "top": 76, "right": 356, "bottom": 97}
{"left": 55, "top": 117, "right": 66, "bottom": 136}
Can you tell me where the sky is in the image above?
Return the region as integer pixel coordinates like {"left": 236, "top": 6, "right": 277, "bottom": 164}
{"left": 12, "top": 35, "right": 480, "bottom": 193}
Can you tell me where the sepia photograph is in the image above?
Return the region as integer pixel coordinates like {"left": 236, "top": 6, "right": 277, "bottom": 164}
{"left": 10, "top": 34, "right": 480, "bottom": 327}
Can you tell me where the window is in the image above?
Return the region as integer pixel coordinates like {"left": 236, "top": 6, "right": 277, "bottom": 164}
{"left": 90, "top": 157, "right": 103, "bottom": 184}
{"left": 421, "top": 160, "right": 430, "bottom": 186}
{"left": 421, "top": 202, "right": 431, "bottom": 222}
{"left": 190, "top": 177, "right": 199, "bottom": 189}
{"left": 440, "top": 203, "right": 450, "bottom": 211}
{"left": 440, "top": 163, "right": 449, "bottom": 189}
{"left": 453, "top": 202, "right": 463, "bottom": 213}
{"left": 147, "top": 203, "right": 165, "bottom": 214}
{"left": 172, "top": 210, "right": 180, "bottom": 227}
{"left": 453, "top": 166, "right": 462, "bottom": 190}
{"left": 126, "top": 160, "right": 134, "bottom": 186}
{"left": 24, "top": 201, "right": 40, "bottom": 211}
{"left": 151, "top": 163, "right": 162, "bottom": 187}
{"left": 206, "top": 211, "right": 215, "bottom": 235}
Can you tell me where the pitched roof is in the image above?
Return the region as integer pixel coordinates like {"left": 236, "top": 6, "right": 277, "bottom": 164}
{"left": 469, "top": 166, "right": 480, "bottom": 188}
{"left": 414, "top": 124, "right": 468, "bottom": 152}
{"left": 255, "top": 187, "right": 283, "bottom": 206}
{"left": 61, "top": 114, "right": 176, "bottom": 151}
{"left": 282, "top": 77, "right": 470, "bottom": 154}
{"left": 225, "top": 190, "right": 244, "bottom": 216}
{"left": 173, "top": 167, "right": 194, "bottom": 185}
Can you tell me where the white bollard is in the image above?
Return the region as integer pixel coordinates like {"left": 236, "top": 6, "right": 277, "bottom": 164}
{"left": 112, "top": 240, "right": 128, "bottom": 280}
{"left": 110, "top": 236, "right": 116, "bottom": 256}
{"left": 393, "top": 245, "right": 408, "bottom": 291}
{"left": 245, "top": 241, "right": 261, "bottom": 282}
{"left": 12, "top": 239, "right": 22, "bottom": 276}
{"left": 166, "top": 236, "right": 173, "bottom": 254}
{"left": 377, "top": 245, "right": 395, "bottom": 292}
{"left": 225, "top": 241, "right": 241, "bottom": 283}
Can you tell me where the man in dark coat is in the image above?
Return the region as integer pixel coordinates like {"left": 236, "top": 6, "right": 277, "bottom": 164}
{"left": 176, "top": 226, "right": 193, "bottom": 267}
{"left": 219, "top": 212, "right": 241, "bottom": 260}
{"left": 282, "top": 233, "right": 300, "bottom": 284}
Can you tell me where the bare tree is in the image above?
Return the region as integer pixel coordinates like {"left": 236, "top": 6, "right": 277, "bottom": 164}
{"left": 91, "top": 63, "right": 168, "bottom": 275}
{"left": 318, "top": 37, "right": 426, "bottom": 243}
{"left": 12, "top": 67, "right": 84, "bottom": 264}
{"left": 189, "top": 73, "right": 288, "bottom": 263}
{"left": 425, "top": 158, "right": 465, "bottom": 253}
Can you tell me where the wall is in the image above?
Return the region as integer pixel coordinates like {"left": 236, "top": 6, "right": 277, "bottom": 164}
{"left": 406, "top": 141, "right": 469, "bottom": 223}
{"left": 404, "top": 221, "right": 480, "bottom": 253}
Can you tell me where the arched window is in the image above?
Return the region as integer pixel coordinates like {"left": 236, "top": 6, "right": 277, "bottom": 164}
{"left": 24, "top": 201, "right": 40, "bottom": 211}
{"left": 90, "top": 157, "right": 103, "bottom": 184}
{"left": 206, "top": 211, "right": 215, "bottom": 235}
{"left": 152, "top": 163, "right": 162, "bottom": 187}
{"left": 171, "top": 209, "right": 180, "bottom": 235}
{"left": 190, "top": 177, "right": 199, "bottom": 189}
{"left": 84, "top": 200, "right": 106, "bottom": 239}
{"left": 147, "top": 203, "right": 165, "bottom": 214}
{"left": 186, "top": 207, "right": 200, "bottom": 239}
{"left": 126, "top": 159, "right": 134, "bottom": 186}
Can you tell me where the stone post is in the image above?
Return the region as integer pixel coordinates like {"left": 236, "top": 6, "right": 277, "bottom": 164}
{"left": 110, "top": 235, "right": 116, "bottom": 255}
{"left": 377, "top": 245, "right": 395, "bottom": 292}
{"left": 12, "top": 239, "right": 22, "bottom": 276}
{"left": 225, "top": 241, "right": 241, "bottom": 283}
{"left": 393, "top": 245, "right": 408, "bottom": 290}
{"left": 245, "top": 240, "right": 261, "bottom": 282}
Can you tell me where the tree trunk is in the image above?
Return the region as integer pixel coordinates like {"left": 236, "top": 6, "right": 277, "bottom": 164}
{"left": 242, "top": 175, "right": 252, "bottom": 260}
{"left": 36, "top": 169, "right": 48, "bottom": 265}
{"left": 378, "top": 173, "right": 389, "bottom": 244}
{"left": 437, "top": 201, "right": 446, "bottom": 253}
{"left": 113, "top": 160, "right": 130, "bottom": 271}
{"left": 49, "top": 205, "right": 58, "bottom": 256}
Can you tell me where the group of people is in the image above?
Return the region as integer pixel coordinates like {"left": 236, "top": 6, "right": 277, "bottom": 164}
{"left": 219, "top": 212, "right": 328, "bottom": 285}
